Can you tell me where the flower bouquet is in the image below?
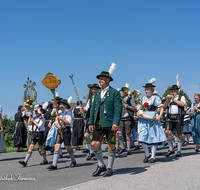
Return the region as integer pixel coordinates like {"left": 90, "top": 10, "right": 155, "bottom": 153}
{"left": 23, "top": 96, "right": 36, "bottom": 111}
{"left": 50, "top": 107, "right": 60, "bottom": 121}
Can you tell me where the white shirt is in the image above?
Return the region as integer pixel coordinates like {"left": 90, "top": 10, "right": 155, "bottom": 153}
{"left": 122, "top": 97, "right": 136, "bottom": 118}
{"left": 101, "top": 86, "right": 110, "bottom": 99}
{"left": 31, "top": 116, "right": 45, "bottom": 132}
{"left": 169, "top": 95, "right": 186, "bottom": 114}
{"left": 85, "top": 96, "right": 94, "bottom": 111}
{"left": 55, "top": 109, "right": 72, "bottom": 128}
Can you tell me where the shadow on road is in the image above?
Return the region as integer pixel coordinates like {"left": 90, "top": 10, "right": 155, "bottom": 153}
{"left": 114, "top": 166, "right": 150, "bottom": 175}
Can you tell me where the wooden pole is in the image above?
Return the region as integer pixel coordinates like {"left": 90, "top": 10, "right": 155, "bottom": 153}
{"left": 53, "top": 92, "right": 63, "bottom": 139}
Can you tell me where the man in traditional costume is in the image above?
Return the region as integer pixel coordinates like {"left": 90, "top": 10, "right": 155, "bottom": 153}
{"left": 18, "top": 104, "right": 48, "bottom": 167}
{"left": 82, "top": 83, "right": 100, "bottom": 160}
{"left": 163, "top": 83, "right": 186, "bottom": 157}
{"left": 89, "top": 63, "right": 122, "bottom": 177}
{"left": 117, "top": 84, "right": 136, "bottom": 155}
{"left": 47, "top": 98, "right": 76, "bottom": 170}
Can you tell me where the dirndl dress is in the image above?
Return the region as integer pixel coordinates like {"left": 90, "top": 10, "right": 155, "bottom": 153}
{"left": 191, "top": 112, "right": 200, "bottom": 144}
{"left": 138, "top": 96, "right": 167, "bottom": 145}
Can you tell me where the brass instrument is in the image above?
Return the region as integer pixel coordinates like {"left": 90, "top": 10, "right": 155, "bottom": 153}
{"left": 121, "top": 86, "right": 132, "bottom": 116}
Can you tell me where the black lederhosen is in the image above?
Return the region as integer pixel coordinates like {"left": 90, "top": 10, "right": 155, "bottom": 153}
{"left": 165, "top": 114, "right": 183, "bottom": 134}
{"left": 92, "top": 125, "right": 116, "bottom": 144}
{"left": 55, "top": 127, "right": 71, "bottom": 146}
{"left": 30, "top": 131, "right": 44, "bottom": 146}
{"left": 118, "top": 117, "right": 134, "bottom": 134}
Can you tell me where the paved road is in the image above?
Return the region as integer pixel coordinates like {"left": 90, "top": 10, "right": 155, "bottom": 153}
{"left": 0, "top": 140, "right": 199, "bottom": 190}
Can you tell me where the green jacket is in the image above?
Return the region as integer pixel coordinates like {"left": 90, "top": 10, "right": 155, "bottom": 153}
{"left": 88, "top": 87, "right": 122, "bottom": 127}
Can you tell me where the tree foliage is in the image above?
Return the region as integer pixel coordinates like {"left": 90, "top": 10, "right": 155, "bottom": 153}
{"left": 2, "top": 114, "right": 16, "bottom": 146}
{"left": 162, "top": 86, "right": 192, "bottom": 106}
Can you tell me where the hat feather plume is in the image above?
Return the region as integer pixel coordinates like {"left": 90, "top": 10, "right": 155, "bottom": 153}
{"left": 148, "top": 78, "right": 156, "bottom": 84}
{"left": 176, "top": 74, "right": 180, "bottom": 87}
{"left": 55, "top": 92, "right": 59, "bottom": 97}
{"left": 125, "top": 83, "right": 130, "bottom": 88}
{"left": 42, "top": 102, "right": 49, "bottom": 110}
{"left": 108, "top": 62, "right": 116, "bottom": 76}
{"left": 68, "top": 96, "right": 73, "bottom": 104}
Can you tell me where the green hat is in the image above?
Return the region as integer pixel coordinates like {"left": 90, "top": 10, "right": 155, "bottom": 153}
{"left": 96, "top": 71, "right": 113, "bottom": 81}
{"left": 57, "top": 99, "right": 71, "bottom": 109}
{"left": 142, "top": 83, "right": 156, "bottom": 88}
{"left": 169, "top": 84, "right": 180, "bottom": 90}
{"left": 87, "top": 83, "right": 100, "bottom": 89}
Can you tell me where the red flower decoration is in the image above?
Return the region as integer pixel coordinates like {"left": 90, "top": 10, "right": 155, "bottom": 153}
{"left": 143, "top": 102, "right": 149, "bottom": 107}
{"left": 106, "top": 74, "right": 108, "bottom": 76}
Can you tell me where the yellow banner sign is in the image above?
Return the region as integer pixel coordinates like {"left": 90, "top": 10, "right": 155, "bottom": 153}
{"left": 42, "top": 73, "right": 61, "bottom": 89}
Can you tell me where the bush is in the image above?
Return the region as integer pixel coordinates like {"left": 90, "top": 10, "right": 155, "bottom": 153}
{"left": 2, "top": 114, "right": 15, "bottom": 146}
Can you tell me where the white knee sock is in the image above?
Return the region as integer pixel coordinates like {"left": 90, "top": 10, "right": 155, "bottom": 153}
{"left": 59, "top": 149, "right": 63, "bottom": 156}
{"left": 151, "top": 145, "right": 156, "bottom": 159}
{"left": 141, "top": 143, "right": 150, "bottom": 156}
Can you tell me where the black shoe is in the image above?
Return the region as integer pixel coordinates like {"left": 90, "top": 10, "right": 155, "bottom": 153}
{"left": 183, "top": 141, "right": 187, "bottom": 146}
{"left": 92, "top": 157, "right": 97, "bottom": 161}
{"left": 103, "top": 168, "right": 113, "bottom": 177}
{"left": 149, "top": 158, "right": 156, "bottom": 163}
{"left": 86, "top": 153, "right": 95, "bottom": 161}
{"left": 164, "top": 141, "right": 168, "bottom": 147}
{"left": 126, "top": 150, "right": 132, "bottom": 155}
{"left": 165, "top": 150, "right": 175, "bottom": 157}
{"left": 59, "top": 155, "right": 63, "bottom": 159}
{"left": 134, "top": 145, "right": 140, "bottom": 150}
{"left": 69, "top": 161, "right": 76, "bottom": 168}
{"left": 118, "top": 149, "right": 126, "bottom": 154}
{"left": 186, "top": 142, "right": 189, "bottom": 145}
{"left": 92, "top": 165, "right": 107, "bottom": 176}
{"left": 18, "top": 161, "right": 27, "bottom": 167}
{"left": 82, "top": 149, "right": 89, "bottom": 153}
{"left": 40, "top": 160, "right": 48, "bottom": 165}
{"left": 47, "top": 164, "right": 57, "bottom": 170}
{"left": 76, "top": 147, "right": 81, "bottom": 151}
{"left": 116, "top": 149, "right": 119, "bottom": 154}
{"left": 173, "top": 144, "right": 177, "bottom": 149}
{"left": 175, "top": 151, "right": 182, "bottom": 157}
{"left": 143, "top": 155, "right": 151, "bottom": 163}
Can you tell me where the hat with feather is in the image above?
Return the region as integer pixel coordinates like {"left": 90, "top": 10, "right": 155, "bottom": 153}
{"left": 87, "top": 83, "right": 100, "bottom": 89}
{"left": 142, "top": 78, "right": 156, "bottom": 88}
{"left": 169, "top": 74, "right": 181, "bottom": 90}
{"left": 57, "top": 96, "right": 73, "bottom": 109}
{"left": 52, "top": 92, "right": 63, "bottom": 101}
{"left": 120, "top": 83, "right": 130, "bottom": 91}
{"left": 96, "top": 62, "right": 116, "bottom": 81}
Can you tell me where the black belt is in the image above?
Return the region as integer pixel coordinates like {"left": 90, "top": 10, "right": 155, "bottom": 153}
{"left": 63, "top": 126, "right": 71, "bottom": 129}
{"left": 121, "top": 117, "right": 132, "bottom": 121}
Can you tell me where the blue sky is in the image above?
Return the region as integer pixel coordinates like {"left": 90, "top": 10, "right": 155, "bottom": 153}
{"left": 0, "top": 0, "right": 200, "bottom": 117}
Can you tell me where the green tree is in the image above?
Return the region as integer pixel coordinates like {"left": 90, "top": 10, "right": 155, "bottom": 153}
{"left": 2, "top": 114, "right": 15, "bottom": 146}
{"left": 162, "top": 86, "right": 191, "bottom": 106}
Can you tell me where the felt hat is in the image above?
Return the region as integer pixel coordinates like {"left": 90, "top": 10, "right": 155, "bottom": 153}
{"left": 57, "top": 99, "right": 71, "bottom": 109}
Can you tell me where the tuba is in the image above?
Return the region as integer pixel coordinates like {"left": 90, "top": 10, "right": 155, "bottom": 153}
{"left": 121, "top": 83, "right": 132, "bottom": 116}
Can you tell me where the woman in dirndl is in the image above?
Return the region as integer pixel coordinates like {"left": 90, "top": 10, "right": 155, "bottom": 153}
{"left": 13, "top": 105, "right": 28, "bottom": 152}
{"left": 191, "top": 93, "right": 200, "bottom": 151}
{"left": 137, "top": 79, "right": 167, "bottom": 163}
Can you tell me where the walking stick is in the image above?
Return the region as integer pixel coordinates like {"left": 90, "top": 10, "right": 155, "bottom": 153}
{"left": 42, "top": 73, "right": 63, "bottom": 139}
